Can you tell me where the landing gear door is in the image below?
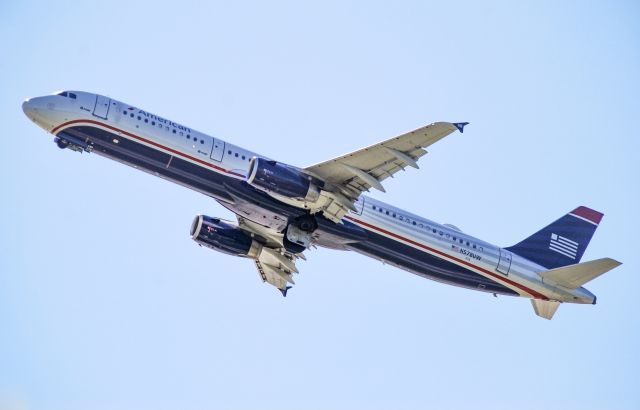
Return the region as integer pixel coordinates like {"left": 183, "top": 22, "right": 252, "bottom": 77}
{"left": 210, "top": 138, "right": 225, "bottom": 161}
{"left": 497, "top": 249, "right": 512, "bottom": 275}
{"left": 92, "top": 95, "right": 110, "bottom": 119}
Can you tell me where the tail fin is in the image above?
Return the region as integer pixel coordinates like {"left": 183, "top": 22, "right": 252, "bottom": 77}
{"left": 506, "top": 206, "right": 603, "bottom": 269}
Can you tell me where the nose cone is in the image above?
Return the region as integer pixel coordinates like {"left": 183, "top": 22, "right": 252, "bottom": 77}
{"left": 22, "top": 98, "right": 36, "bottom": 118}
{"left": 22, "top": 96, "right": 46, "bottom": 122}
{"left": 22, "top": 96, "right": 55, "bottom": 131}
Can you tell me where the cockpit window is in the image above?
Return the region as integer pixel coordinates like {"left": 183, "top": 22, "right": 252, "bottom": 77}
{"left": 56, "top": 91, "right": 77, "bottom": 99}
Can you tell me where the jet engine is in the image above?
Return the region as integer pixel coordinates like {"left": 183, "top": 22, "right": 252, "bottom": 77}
{"left": 191, "top": 215, "right": 260, "bottom": 257}
{"left": 245, "top": 157, "right": 358, "bottom": 225}
{"left": 247, "top": 157, "right": 321, "bottom": 202}
{"left": 191, "top": 215, "right": 301, "bottom": 294}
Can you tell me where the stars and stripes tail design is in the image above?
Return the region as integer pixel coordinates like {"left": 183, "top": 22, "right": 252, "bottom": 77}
{"left": 549, "top": 233, "right": 578, "bottom": 259}
{"left": 506, "top": 206, "right": 603, "bottom": 269}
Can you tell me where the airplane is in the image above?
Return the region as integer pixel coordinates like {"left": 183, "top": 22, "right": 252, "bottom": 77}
{"left": 22, "top": 90, "right": 621, "bottom": 319}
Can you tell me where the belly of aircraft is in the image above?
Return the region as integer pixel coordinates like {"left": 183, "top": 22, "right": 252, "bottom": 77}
{"left": 61, "top": 124, "right": 517, "bottom": 297}
{"left": 344, "top": 224, "right": 518, "bottom": 296}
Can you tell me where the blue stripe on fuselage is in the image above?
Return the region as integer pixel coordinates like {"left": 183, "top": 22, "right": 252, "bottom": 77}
{"left": 343, "top": 220, "right": 518, "bottom": 296}
{"left": 61, "top": 124, "right": 516, "bottom": 296}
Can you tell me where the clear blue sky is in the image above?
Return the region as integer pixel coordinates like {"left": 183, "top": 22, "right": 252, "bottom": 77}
{"left": 1, "top": 1, "right": 639, "bottom": 409}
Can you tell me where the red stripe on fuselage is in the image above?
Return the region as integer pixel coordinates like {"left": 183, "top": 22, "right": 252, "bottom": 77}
{"left": 52, "top": 120, "right": 549, "bottom": 299}
{"left": 344, "top": 215, "right": 549, "bottom": 300}
{"left": 52, "top": 119, "right": 246, "bottom": 178}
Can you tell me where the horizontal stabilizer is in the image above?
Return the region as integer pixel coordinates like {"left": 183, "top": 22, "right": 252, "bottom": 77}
{"left": 540, "top": 257, "right": 621, "bottom": 289}
{"left": 531, "top": 299, "right": 561, "bottom": 320}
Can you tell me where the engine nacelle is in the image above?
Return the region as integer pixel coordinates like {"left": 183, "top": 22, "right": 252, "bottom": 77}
{"left": 191, "top": 215, "right": 260, "bottom": 257}
{"left": 247, "top": 157, "right": 321, "bottom": 202}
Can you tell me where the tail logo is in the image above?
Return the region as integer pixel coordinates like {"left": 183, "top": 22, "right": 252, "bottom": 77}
{"left": 549, "top": 233, "right": 578, "bottom": 259}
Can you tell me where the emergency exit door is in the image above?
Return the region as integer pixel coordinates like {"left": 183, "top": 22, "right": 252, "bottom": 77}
{"left": 210, "top": 138, "right": 225, "bottom": 161}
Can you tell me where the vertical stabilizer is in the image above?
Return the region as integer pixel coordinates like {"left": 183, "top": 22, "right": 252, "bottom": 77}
{"left": 531, "top": 299, "right": 561, "bottom": 320}
{"left": 506, "top": 206, "right": 603, "bottom": 269}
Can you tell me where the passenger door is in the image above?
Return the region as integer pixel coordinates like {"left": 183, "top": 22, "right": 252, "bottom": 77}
{"left": 92, "top": 95, "right": 110, "bottom": 119}
{"left": 497, "top": 249, "right": 512, "bottom": 275}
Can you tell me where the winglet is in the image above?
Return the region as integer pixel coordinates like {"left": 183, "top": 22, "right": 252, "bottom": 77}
{"left": 453, "top": 122, "right": 469, "bottom": 133}
{"left": 279, "top": 286, "right": 292, "bottom": 297}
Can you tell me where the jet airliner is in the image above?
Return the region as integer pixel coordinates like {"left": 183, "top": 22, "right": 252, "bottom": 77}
{"left": 22, "top": 91, "right": 621, "bottom": 319}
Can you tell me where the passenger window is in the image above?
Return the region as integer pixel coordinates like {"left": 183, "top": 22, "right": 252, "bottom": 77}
{"left": 130, "top": 113, "right": 134, "bottom": 118}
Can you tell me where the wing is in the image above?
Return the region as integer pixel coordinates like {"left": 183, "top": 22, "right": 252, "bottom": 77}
{"left": 305, "top": 122, "right": 467, "bottom": 196}
{"left": 301, "top": 122, "right": 467, "bottom": 223}
{"left": 236, "top": 216, "right": 305, "bottom": 296}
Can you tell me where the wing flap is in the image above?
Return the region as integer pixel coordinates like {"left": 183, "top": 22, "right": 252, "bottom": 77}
{"left": 235, "top": 215, "right": 304, "bottom": 296}
{"left": 255, "top": 260, "right": 288, "bottom": 289}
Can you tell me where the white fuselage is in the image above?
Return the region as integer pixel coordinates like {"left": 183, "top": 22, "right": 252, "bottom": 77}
{"left": 22, "top": 91, "right": 596, "bottom": 304}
